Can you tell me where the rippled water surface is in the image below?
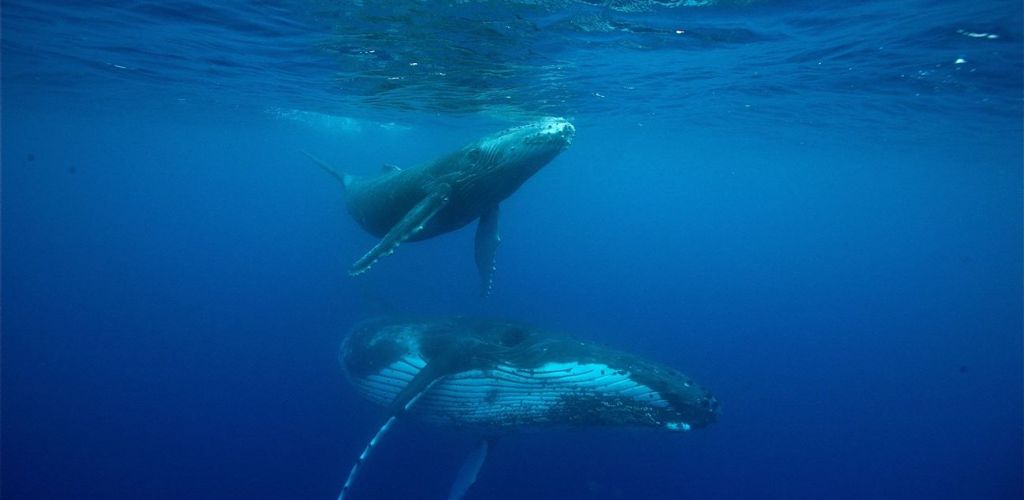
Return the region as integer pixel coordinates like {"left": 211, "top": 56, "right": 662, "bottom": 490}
{"left": 4, "top": 0, "right": 1021, "bottom": 125}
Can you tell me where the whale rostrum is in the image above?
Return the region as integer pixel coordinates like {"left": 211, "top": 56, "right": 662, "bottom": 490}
{"left": 304, "top": 117, "right": 575, "bottom": 295}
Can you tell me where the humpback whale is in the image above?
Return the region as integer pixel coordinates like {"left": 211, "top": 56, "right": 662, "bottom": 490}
{"left": 305, "top": 117, "right": 575, "bottom": 295}
{"left": 337, "top": 317, "right": 719, "bottom": 499}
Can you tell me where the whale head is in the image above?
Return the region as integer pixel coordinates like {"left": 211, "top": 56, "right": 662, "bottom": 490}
{"left": 455, "top": 117, "right": 575, "bottom": 196}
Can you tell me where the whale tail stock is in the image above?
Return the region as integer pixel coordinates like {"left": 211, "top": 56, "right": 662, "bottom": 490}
{"left": 301, "top": 150, "right": 353, "bottom": 190}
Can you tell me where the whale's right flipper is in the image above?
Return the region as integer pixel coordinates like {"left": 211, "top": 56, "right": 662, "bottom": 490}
{"left": 301, "top": 150, "right": 353, "bottom": 190}
{"left": 349, "top": 185, "right": 452, "bottom": 275}
{"left": 447, "top": 437, "right": 495, "bottom": 500}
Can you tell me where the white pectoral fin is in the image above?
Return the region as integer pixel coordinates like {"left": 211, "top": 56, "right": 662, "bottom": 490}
{"left": 474, "top": 205, "right": 500, "bottom": 296}
{"left": 349, "top": 185, "right": 451, "bottom": 275}
{"left": 337, "top": 373, "right": 446, "bottom": 500}
{"left": 337, "top": 415, "right": 397, "bottom": 500}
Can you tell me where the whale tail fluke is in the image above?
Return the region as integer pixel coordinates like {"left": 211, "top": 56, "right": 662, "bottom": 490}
{"left": 301, "top": 150, "right": 353, "bottom": 190}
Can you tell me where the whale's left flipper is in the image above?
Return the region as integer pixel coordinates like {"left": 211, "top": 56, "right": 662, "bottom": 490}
{"left": 349, "top": 185, "right": 452, "bottom": 275}
{"left": 337, "top": 366, "right": 446, "bottom": 500}
{"left": 337, "top": 414, "right": 397, "bottom": 500}
{"left": 474, "top": 205, "right": 501, "bottom": 296}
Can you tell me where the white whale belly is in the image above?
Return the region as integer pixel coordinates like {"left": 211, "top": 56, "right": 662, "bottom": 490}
{"left": 350, "top": 355, "right": 670, "bottom": 429}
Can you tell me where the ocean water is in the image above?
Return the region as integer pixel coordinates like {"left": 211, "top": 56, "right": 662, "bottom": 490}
{"left": 2, "top": 1, "right": 1022, "bottom": 499}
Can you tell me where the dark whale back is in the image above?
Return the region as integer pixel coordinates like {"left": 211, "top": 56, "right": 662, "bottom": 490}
{"left": 309, "top": 117, "right": 575, "bottom": 287}
{"left": 343, "top": 121, "right": 569, "bottom": 240}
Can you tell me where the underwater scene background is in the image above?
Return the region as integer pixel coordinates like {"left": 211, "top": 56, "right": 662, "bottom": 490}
{"left": 2, "top": 1, "right": 1022, "bottom": 499}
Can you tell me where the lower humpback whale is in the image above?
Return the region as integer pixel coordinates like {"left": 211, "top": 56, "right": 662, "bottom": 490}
{"left": 337, "top": 317, "right": 719, "bottom": 499}
{"left": 305, "top": 117, "right": 575, "bottom": 295}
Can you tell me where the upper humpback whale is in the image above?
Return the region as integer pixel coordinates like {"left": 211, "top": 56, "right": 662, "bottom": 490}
{"left": 305, "top": 117, "right": 575, "bottom": 295}
{"left": 336, "top": 317, "right": 719, "bottom": 499}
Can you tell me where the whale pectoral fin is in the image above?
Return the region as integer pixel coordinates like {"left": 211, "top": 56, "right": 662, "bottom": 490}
{"left": 447, "top": 437, "right": 495, "bottom": 500}
{"left": 337, "top": 414, "right": 398, "bottom": 500}
{"left": 349, "top": 185, "right": 452, "bottom": 276}
{"left": 337, "top": 373, "right": 445, "bottom": 500}
{"left": 388, "top": 360, "right": 447, "bottom": 415}
{"left": 301, "top": 150, "right": 353, "bottom": 190}
{"left": 474, "top": 205, "right": 501, "bottom": 296}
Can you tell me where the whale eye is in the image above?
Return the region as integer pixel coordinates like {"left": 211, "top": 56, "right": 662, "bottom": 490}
{"left": 467, "top": 148, "right": 481, "bottom": 162}
{"left": 500, "top": 327, "right": 527, "bottom": 347}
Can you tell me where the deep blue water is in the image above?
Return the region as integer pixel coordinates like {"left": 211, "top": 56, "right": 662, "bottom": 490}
{"left": 2, "top": 1, "right": 1022, "bottom": 499}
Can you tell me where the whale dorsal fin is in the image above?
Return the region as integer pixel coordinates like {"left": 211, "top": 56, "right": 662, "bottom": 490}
{"left": 349, "top": 184, "right": 452, "bottom": 275}
{"left": 381, "top": 163, "right": 401, "bottom": 173}
{"left": 474, "top": 205, "right": 501, "bottom": 296}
